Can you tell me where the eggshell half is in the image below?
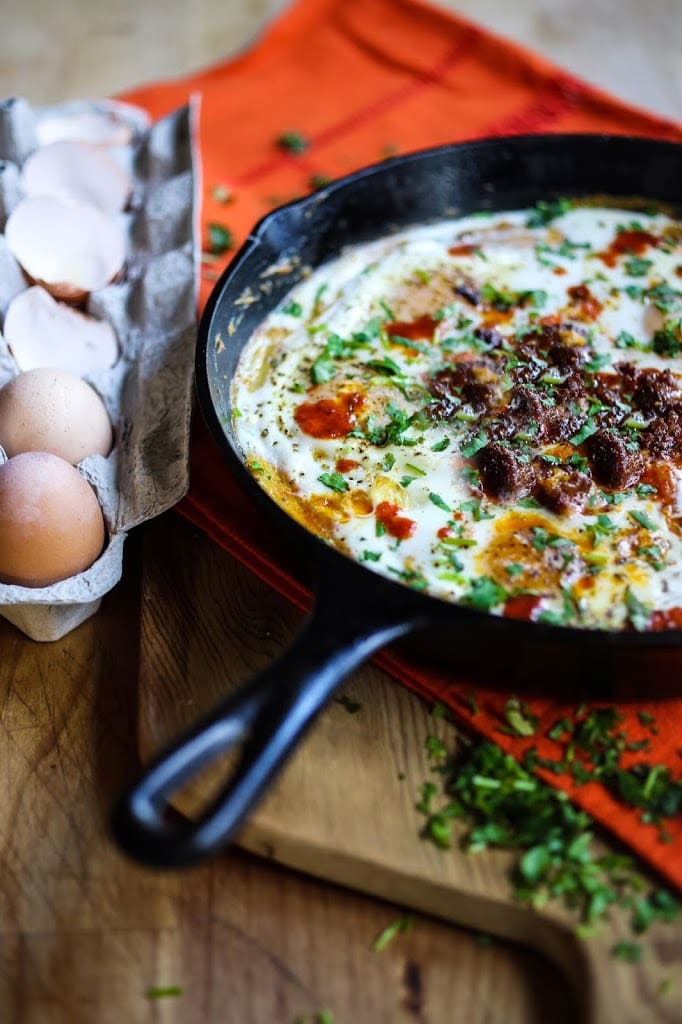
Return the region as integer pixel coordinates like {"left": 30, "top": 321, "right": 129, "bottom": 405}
{"left": 35, "top": 109, "right": 135, "bottom": 149}
{"left": 5, "top": 196, "right": 126, "bottom": 303}
{"left": 21, "top": 140, "right": 132, "bottom": 215}
{"left": 0, "top": 369, "right": 113, "bottom": 464}
{"left": 4, "top": 286, "right": 119, "bottom": 374}
{"left": 0, "top": 452, "right": 105, "bottom": 587}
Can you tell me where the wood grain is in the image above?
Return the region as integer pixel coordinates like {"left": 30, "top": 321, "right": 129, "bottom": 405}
{"left": 139, "top": 514, "right": 682, "bottom": 1024}
{"left": 0, "top": 525, "right": 575, "bottom": 1024}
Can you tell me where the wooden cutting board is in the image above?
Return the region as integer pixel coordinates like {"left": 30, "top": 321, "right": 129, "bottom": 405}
{"left": 138, "top": 514, "right": 682, "bottom": 1024}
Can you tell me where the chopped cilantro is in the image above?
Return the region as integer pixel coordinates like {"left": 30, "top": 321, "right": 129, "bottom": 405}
{"left": 431, "top": 701, "right": 453, "bottom": 721}
{"left": 371, "top": 914, "right": 413, "bottom": 952}
{"left": 520, "top": 288, "right": 548, "bottom": 309}
{"left": 461, "top": 430, "right": 489, "bottom": 458}
{"left": 429, "top": 492, "right": 451, "bottom": 512}
{"left": 584, "top": 353, "right": 611, "bottom": 372}
{"left": 282, "top": 300, "right": 303, "bottom": 317}
{"left": 310, "top": 331, "right": 372, "bottom": 384}
{"left": 626, "top": 588, "right": 650, "bottom": 632}
{"left": 425, "top": 735, "right": 448, "bottom": 762}
{"left": 388, "top": 566, "right": 428, "bottom": 591}
{"left": 360, "top": 550, "right": 381, "bottom": 563}
{"left": 366, "top": 355, "right": 403, "bottom": 377}
{"left": 611, "top": 942, "right": 643, "bottom": 964}
{"left": 145, "top": 986, "right": 183, "bottom": 1000}
{"left": 652, "top": 322, "right": 682, "bottom": 357}
{"left": 379, "top": 299, "right": 396, "bottom": 320}
{"left": 462, "top": 577, "right": 507, "bottom": 612}
{"left": 503, "top": 697, "right": 539, "bottom": 737}
{"left": 206, "top": 223, "right": 234, "bottom": 255}
{"left": 366, "top": 403, "right": 419, "bottom": 447}
{"left": 480, "top": 282, "right": 517, "bottom": 311}
{"left": 309, "top": 174, "right": 332, "bottom": 190}
{"left": 624, "top": 257, "right": 653, "bottom": 277}
{"left": 461, "top": 499, "right": 493, "bottom": 522}
{"left": 318, "top": 472, "right": 349, "bottom": 492}
{"left": 647, "top": 283, "right": 682, "bottom": 312}
{"left": 276, "top": 130, "right": 309, "bottom": 153}
{"left": 615, "top": 330, "right": 646, "bottom": 350}
{"left": 505, "top": 563, "right": 524, "bottom": 577}
{"left": 526, "top": 197, "right": 573, "bottom": 227}
{"left": 335, "top": 694, "right": 362, "bottom": 714}
{"left": 570, "top": 419, "right": 598, "bottom": 446}
{"left": 381, "top": 452, "right": 396, "bottom": 472}
{"left": 431, "top": 436, "right": 451, "bottom": 452}
{"left": 629, "top": 510, "right": 657, "bottom": 531}
{"left": 536, "top": 238, "right": 590, "bottom": 265}
{"left": 466, "top": 692, "right": 480, "bottom": 716}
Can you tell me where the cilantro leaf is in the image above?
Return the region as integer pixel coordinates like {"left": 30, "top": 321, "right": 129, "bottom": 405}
{"left": 318, "top": 472, "right": 349, "bottom": 492}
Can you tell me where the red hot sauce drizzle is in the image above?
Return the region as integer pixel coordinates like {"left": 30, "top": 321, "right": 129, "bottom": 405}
{"left": 598, "top": 229, "right": 659, "bottom": 268}
{"left": 504, "top": 594, "right": 542, "bottom": 622}
{"left": 375, "top": 501, "right": 417, "bottom": 540}
{"left": 294, "top": 391, "right": 365, "bottom": 439}
{"left": 336, "top": 458, "right": 360, "bottom": 474}
{"left": 448, "top": 243, "right": 477, "bottom": 257}
{"left": 386, "top": 314, "right": 438, "bottom": 349}
{"left": 651, "top": 607, "right": 682, "bottom": 631}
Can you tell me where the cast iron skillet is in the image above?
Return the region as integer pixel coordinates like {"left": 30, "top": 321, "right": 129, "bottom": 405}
{"left": 113, "top": 134, "right": 682, "bottom": 869}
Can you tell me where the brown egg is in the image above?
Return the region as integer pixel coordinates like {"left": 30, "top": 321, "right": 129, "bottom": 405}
{"left": 0, "top": 452, "right": 105, "bottom": 587}
{"left": 0, "top": 369, "right": 113, "bottom": 464}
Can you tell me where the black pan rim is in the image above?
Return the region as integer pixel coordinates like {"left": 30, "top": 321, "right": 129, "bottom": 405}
{"left": 196, "top": 131, "right": 682, "bottom": 648}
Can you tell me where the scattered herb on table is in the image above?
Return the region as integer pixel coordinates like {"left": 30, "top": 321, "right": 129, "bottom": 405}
{"left": 145, "top": 986, "right": 183, "bottom": 1000}
{"left": 205, "top": 222, "right": 234, "bottom": 256}
{"left": 309, "top": 174, "right": 332, "bottom": 190}
{"left": 611, "top": 942, "right": 643, "bottom": 964}
{"left": 414, "top": 712, "right": 680, "bottom": 951}
{"left": 372, "top": 913, "right": 413, "bottom": 952}
{"left": 501, "top": 697, "right": 538, "bottom": 738}
{"left": 277, "top": 130, "right": 310, "bottom": 153}
{"left": 335, "top": 694, "right": 363, "bottom": 714}
{"left": 211, "top": 183, "right": 233, "bottom": 204}
{"left": 431, "top": 701, "right": 453, "bottom": 722}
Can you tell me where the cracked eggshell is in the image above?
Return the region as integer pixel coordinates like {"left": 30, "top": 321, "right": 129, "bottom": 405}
{"left": 0, "top": 451, "right": 105, "bottom": 587}
{"left": 35, "top": 102, "right": 148, "bottom": 149}
{"left": 4, "top": 286, "right": 119, "bottom": 374}
{"left": 21, "top": 141, "right": 132, "bottom": 215}
{"left": 5, "top": 196, "right": 126, "bottom": 304}
{"left": 0, "top": 368, "right": 113, "bottom": 464}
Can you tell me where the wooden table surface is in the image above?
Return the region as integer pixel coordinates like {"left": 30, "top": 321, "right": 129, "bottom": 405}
{"left": 0, "top": 3, "right": 679, "bottom": 1023}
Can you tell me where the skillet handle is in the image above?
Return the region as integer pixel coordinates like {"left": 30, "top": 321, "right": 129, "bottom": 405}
{"left": 111, "top": 561, "right": 429, "bottom": 869}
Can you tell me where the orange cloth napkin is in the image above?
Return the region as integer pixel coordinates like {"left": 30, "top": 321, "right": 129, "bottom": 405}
{"left": 123, "top": 0, "right": 682, "bottom": 889}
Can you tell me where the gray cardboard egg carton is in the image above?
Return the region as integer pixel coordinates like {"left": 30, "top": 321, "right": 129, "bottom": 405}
{"left": 0, "top": 96, "right": 198, "bottom": 640}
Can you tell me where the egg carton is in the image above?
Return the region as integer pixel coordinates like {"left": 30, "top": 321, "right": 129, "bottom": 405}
{"left": 0, "top": 96, "right": 199, "bottom": 640}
